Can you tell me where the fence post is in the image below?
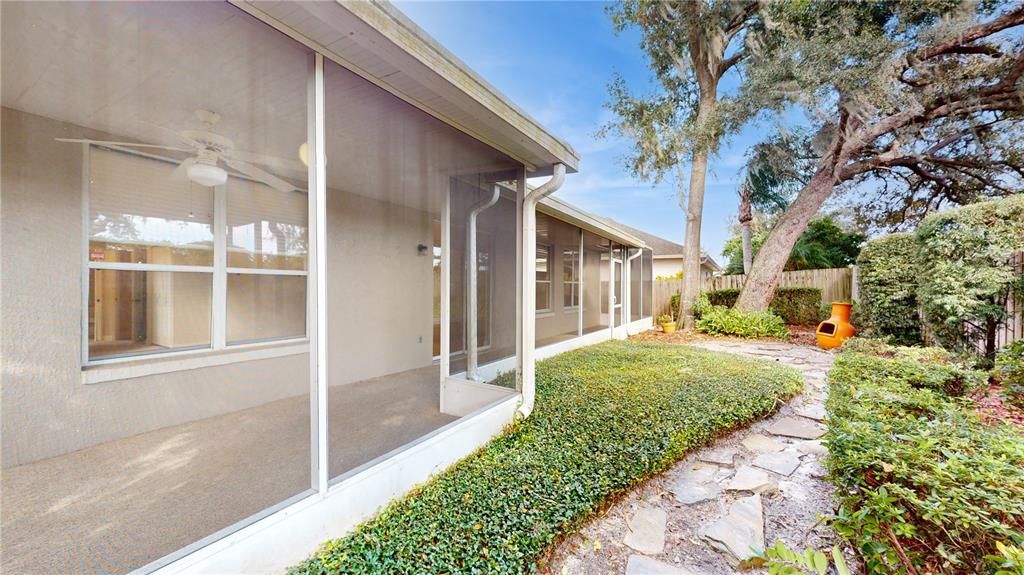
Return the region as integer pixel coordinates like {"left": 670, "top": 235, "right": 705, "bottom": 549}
{"left": 850, "top": 265, "right": 860, "bottom": 303}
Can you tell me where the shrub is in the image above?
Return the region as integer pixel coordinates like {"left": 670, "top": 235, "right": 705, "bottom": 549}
{"left": 771, "top": 287, "right": 823, "bottom": 325}
{"left": 916, "top": 195, "right": 1024, "bottom": 362}
{"left": 825, "top": 347, "right": 1023, "bottom": 574}
{"left": 703, "top": 287, "right": 823, "bottom": 325}
{"left": 696, "top": 305, "right": 789, "bottom": 339}
{"left": 705, "top": 288, "right": 740, "bottom": 307}
{"left": 995, "top": 341, "right": 1024, "bottom": 409}
{"left": 857, "top": 233, "right": 922, "bottom": 345}
{"left": 289, "top": 341, "right": 803, "bottom": 575}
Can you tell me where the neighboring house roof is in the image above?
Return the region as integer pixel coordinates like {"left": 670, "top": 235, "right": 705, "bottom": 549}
{"left": 593, "top": 216, "right": 722, "bottom": 272}
{"left": 236, "top": 1, "right": 578, "bottom": 177}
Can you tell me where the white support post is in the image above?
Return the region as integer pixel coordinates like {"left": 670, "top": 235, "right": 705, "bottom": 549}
{"left": 309, "top": 52, "right": 328, "bottom": 495}
{"left": 577, "top": 229, "right": 584, "bottom": 337}
{"left": 439, "top": 185, "right": 451, "bottom": 392}
{"left": 212, "top": 185, "right": 227, "bottom": 349}
{"left": 608, "top": 244, "right": 615, "bottom": 338}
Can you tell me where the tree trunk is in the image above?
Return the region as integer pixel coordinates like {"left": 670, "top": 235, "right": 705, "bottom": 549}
{"left": 680, "top": 146, "right": 709, "bottom": 330}
{"left": 735, "top": 166, "right": 837, "bottom": 311}
{"left": 738, "top": 180, "right": 753, "bottom": 274}
{"left": 741, "top": 223, "right": 753, "bottom": 274}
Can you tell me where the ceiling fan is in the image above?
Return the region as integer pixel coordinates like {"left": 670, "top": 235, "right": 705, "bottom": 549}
{"left": 57, "top": 110, "right": 303, "bottom": 193}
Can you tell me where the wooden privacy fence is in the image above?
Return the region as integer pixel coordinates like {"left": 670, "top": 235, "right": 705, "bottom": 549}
{"left": 652, "top": 267, "right": 855, "bottom": 318}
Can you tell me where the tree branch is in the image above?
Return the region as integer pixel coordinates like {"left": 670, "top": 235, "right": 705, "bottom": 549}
{"left": 916, "top": 5, "right": 1024, "bottom": 61}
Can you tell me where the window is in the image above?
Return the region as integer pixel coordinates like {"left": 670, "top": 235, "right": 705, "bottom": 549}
{"left": 563, "top": 248, "right": 580, "bottom": 309}
{"left": 86, "top": 147, "right": 307, "bottom": 361}
{"left": 536, "top": 243, "right": 552, "bottom": 313}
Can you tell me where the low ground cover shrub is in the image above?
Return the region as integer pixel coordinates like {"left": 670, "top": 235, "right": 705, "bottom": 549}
{"left": 703, "top": 287, "right": 822, "bottom": 325}
{"left": 825, "top": 345, "right": 1024, "bottom": 574}
{"left": 290, "top": 341, "right": 802, "bottom": 575}
{"left": 696, "top": 305, "right": 789, "bottom": 339}
{"left": 995, "top": 341, "right": 1024, "bottom": 409}
{"left": 837, "top": 337, "right": 985, "bottom": 396}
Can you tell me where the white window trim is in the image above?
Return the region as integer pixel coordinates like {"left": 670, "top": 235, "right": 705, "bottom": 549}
{"left": 535, "top": 242, "right": 553, "bottom": 314}
{"left": 82, "top": 143, "right": 310, "bottom": 368}
{"left": 562, "top": 247, "right": 580, "bottom": 311}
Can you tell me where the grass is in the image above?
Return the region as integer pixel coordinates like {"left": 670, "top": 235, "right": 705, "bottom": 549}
{"left": 289, "top": 340, "right": 803, "bottom": 575}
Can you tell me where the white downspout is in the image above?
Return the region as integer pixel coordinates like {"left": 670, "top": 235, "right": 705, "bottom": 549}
{"left": 466, "top": 184, "right": 501, "bottom": 381}
{"left": 518, "top": 163, "right": 566, "bottom": 418}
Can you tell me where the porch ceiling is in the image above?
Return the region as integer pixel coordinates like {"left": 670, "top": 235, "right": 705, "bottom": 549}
{"left": 237, "top": 0, "right": 580, "bottom": 177}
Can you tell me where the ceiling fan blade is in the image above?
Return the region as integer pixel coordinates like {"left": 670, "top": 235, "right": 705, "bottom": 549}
{"left": 226, "top": 149, "right": 304, "bottom": 172}
{"left": 137, "top": 119, "right": 202, "bottom": 149}
{"left": 55, "top": 138, "right": 190, "bottom": 152}
{"left": 224, "top": 159, "right": 297, "bottom": 193}
{"left": 170, "top": 157, "right": 197, "bottom": 182}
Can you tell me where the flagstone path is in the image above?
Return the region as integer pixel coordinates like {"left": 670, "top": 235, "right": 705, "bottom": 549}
{"left": 547, "top": 339, "right": 849, "bottom": 575}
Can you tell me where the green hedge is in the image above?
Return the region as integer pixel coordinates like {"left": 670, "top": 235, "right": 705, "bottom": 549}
{"left": 290, "top": 341, "right": 802, "bottom": 575}
{"left": 916, "top": 195, "right": 1024, "bottom": 361}
{"left": 825, "top": 342, "right": 1023, "bottom": 574}
{"left": 856, "top": 233, "right": 921, "bottom": 345}
{"left": 703, "top": 287, "right": 823, "bottom": 325}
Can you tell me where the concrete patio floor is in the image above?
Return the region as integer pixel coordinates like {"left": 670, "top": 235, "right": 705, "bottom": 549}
{"left": 1, "top": 365, "right": 457, "bottom": 575}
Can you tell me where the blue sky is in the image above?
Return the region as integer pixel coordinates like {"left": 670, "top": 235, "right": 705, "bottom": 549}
{"left": 394, "top": 0, "right": 780, "bottom": 262}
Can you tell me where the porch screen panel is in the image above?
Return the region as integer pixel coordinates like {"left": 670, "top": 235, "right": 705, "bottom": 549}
{"left": 582, "top": 231, "right": 611, "bottom": 334}
{"left": 535, "top": 213, "right": 582, "bottom": 346}
{"left": 0, "top": 3, "right": 314, "bottom": 574}
{"left": 642, "top": 248, "right": 654, "bottom": 318}
{"left": 323, "top": 59, "right": 520, "bottom": 482}
{"left": 630, "top": 248, "right": 642, "bottom": 322}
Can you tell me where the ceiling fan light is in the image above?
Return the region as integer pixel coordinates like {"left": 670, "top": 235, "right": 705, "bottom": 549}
{"left": 187, "top": 161, "right": 228, "bottom": 187}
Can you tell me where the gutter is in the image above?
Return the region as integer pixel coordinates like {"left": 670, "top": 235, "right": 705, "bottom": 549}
{"left": 518, "top": 163, "right": 566, "bottom": 418}
{"left": 466, "top": 185, "right": 501, "bottom": 380}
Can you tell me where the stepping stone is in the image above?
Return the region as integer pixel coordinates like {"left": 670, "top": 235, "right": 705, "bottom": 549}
{"left": 702, "top": 494, "right": 765, "bottom": 566}
{"left": 699, "top": 447, "right": 737, "bottom": 466}
{"left": 766, "top": 417, "right": 826, "bottom": 439}
{"left": 740, "top": 433, "right": 785, "bottom": 453}
{"left": 726, "top": 466, "right": 776, "bottom": 493}
{"left": 752, "top": 451, "right": 802, "bottom": 476}
{"left": 670, "top": 476, "right": 721, "bottom": 505}
{"left": 625, "top": 555, "right": 696, "bottom": 575}
{"left": 674, "top": 463, "right": 718, "bottom": 483}
{"left": 796, "top": 439, "right": 828, "bottom": 456}
{"left": 624, "top": 506, "right": 667, "bottom": 554}
{"left": 796, "top": 403, "right": 826, "bottom": 421}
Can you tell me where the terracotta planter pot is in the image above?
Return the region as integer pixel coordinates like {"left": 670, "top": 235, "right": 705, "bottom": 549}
{"left": 661, "top": 322, "right": 677, "bottom": 334}
{"left": 816, "top": 302, "right": 855, "bottom": 350}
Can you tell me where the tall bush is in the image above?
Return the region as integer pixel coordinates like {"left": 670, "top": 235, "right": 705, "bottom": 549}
{"left": 856, "top": 233, "right": 921, "bottom": 345}
{"left": 916, "top": 195, "right": 1024, "bottom": 362}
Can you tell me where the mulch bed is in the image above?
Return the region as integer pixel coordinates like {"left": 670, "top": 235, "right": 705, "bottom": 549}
{"left": 972, "top": 382, "right": 1024, "bottom": 427}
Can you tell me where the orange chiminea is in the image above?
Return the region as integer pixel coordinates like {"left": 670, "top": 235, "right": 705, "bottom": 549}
{"left": 816, "top": 302, "right": 856, "bottom": 350}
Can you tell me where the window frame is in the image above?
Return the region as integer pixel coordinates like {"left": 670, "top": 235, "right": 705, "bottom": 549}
{"left": 81, "top": 144, "right": 309, "bottom": 367}
{"left": 535, "top": 241, "right": 553, "bottom": 314}
{"left": 562, "top": 247, "right": 580, "bottom": 311}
